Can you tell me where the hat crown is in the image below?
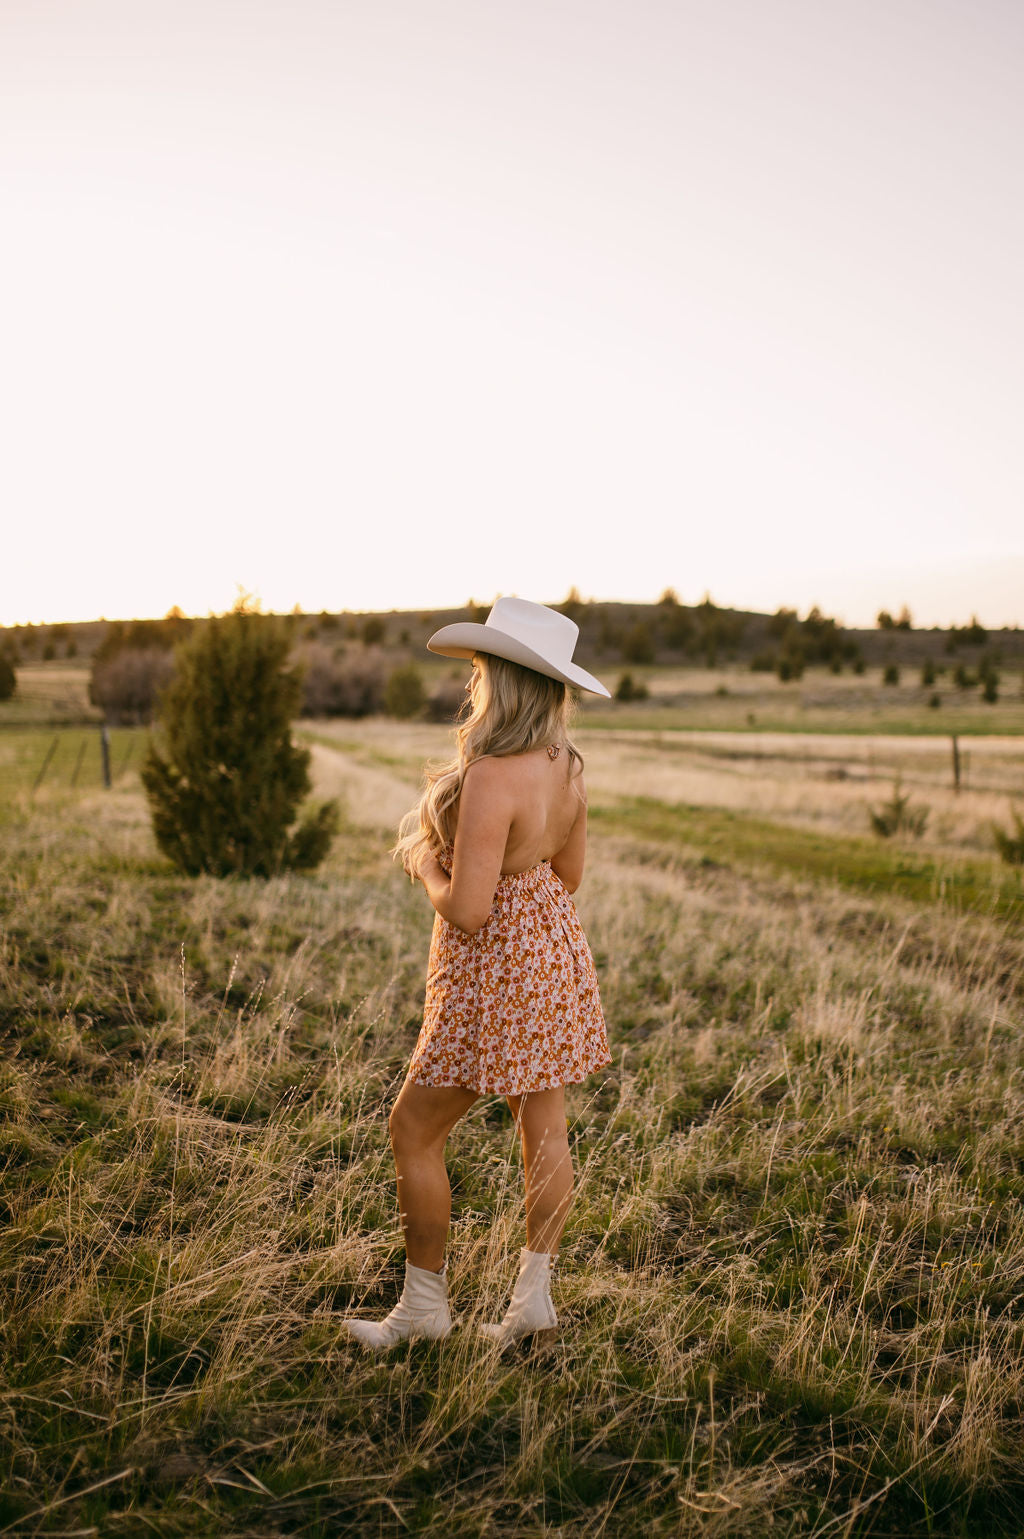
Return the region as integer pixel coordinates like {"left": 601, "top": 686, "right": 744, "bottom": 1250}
{"left": 485, "top": 597, "right": 577, "bottom": 664}
{"left": 423, "top": 594, "right": 609, "bottom": 696}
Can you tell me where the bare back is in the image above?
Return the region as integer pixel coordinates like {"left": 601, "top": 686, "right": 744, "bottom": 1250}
{"left": 452, "top": 747, "right": 586, "bottom": 876}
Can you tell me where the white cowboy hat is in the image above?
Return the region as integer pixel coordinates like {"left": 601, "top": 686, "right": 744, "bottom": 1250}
{"left": 427, "top": 596, "right": 611, "bottom": 698}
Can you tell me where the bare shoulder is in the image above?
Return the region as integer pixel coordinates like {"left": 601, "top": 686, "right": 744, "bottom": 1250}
{"left": 464, "top": 754, "right": 513, "bottom": 782}
{"left": 461, "top": 755, "right": 522, "bottom": 798}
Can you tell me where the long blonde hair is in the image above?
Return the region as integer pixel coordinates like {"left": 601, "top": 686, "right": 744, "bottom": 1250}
{"left": 393, "top": 652, "right": 583, "bottom": 876}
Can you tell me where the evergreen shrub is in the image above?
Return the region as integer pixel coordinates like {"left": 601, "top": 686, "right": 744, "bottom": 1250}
{"left": 869, "top": 779, "right": 928, "bottom": 839}
{"left": 992, "top": 807, "right": 1024, "bottom": 866}
{"left": 979, "top": 658, "right": 999, "bottom": 702}
{"left": 384, "top": 664, "right": 426, "bottom": 719}
{"left": 615, "top": 672, "right": 649, "bottom": 702}
{"left": 142, "top": 604, "right": 338, "bottom": 877}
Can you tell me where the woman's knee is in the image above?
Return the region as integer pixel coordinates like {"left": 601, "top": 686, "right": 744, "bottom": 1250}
{"left": 514, "top": 1086, "right": 568, "bottom": 1150}
{"left": 389, "top": 1083, "right": 475, "bottom": 1153}
{"left": 522, "top": 1116, "right": 571, "bottom": 1169}
{"left": 388, "top": 1099, "right": 424, "bottom": 1154}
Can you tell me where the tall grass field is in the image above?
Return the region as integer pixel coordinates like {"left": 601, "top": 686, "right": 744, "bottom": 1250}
{"left": 1, "top": 718, "right": 1023, "bottom": 1536}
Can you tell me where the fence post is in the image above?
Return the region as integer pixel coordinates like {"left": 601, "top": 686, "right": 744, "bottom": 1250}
{"left": 951, "top": 733, "right": 960, "bottom": 794}
{"left": 100, "top": 725, "right": 111, "bottom": 789}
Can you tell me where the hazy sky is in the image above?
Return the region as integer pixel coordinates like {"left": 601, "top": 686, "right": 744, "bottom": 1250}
{"left": 2, "top": 0, "right": 1022, "bottom": 628}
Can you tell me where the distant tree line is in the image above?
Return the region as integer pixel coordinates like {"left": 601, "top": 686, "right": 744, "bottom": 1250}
{"left": 85, "top": 610, "right": 464, "bottom": 727}
{"left": 9, "top": 592, "right": 1021, "bottom": 724}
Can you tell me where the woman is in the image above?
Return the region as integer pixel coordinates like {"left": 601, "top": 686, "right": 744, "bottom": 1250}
{"left": 343, "top": 596, "right": 612, "bottom": 1351}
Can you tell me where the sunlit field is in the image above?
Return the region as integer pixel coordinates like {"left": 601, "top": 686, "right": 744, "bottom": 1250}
{"left": 2, "top": 717, "right": 1023, "bottom": 1535}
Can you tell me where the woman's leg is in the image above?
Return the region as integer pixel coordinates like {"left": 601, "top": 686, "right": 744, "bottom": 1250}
{"left": 504, "top": 1085, "right": 574, "bottom": 1254}
{"left": 388, "top": 1080, "right": 480, "bottom": 1272}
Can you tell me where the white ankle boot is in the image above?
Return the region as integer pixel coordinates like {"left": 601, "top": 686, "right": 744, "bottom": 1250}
{"left": 479, "top": 1247, "right": 558, "bottom": 1344}
{"left": 344, "top": 1260, "right": 453, "bottom": 1351}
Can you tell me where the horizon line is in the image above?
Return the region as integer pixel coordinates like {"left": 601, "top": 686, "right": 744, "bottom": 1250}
{"left": 2, "top": 595, "right": 1021, "bottom": 634}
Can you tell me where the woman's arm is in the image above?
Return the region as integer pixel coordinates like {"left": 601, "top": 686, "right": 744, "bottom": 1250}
{"left": 549, "top": 773, "right": 587, "bottom": 894}
{"left": 416, "top": 759, "right": 513, "bottom": 933}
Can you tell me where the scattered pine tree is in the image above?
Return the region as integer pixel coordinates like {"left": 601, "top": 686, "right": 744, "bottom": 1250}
{"left": 869, "top": 778, "right": 928, "bottom": 839}
{"left": 615, "top": 671, "right": 649, "bottom": 702}
{"left": 992, "top": 807, "right": 1024, "bottom": 866}
{"left": 142, "top": 600, "right": 338, "bottom": 877}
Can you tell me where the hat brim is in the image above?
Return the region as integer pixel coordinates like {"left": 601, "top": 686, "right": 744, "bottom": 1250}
{"left": 427, "top": 622, "right": 611, "bottom": 698}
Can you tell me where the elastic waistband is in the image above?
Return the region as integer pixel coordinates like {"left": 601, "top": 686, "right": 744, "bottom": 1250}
{"left": 497, "top": 858, "right": 552, "bottom": 884}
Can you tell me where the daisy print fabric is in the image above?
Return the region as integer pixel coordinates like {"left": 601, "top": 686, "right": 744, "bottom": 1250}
{"left": 408, "top": 854, "right": 612, "bottom": 1095}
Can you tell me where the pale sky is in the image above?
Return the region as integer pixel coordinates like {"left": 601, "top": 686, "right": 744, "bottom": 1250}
{"left": 2, "top": 0, "right": 1022, "bottom": 629}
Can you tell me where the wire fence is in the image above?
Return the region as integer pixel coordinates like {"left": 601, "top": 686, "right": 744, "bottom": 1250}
{"left": 0, "top": 725, "right": 143, "bottom": 797}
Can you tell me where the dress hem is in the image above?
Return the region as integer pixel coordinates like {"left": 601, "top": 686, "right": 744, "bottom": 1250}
{"left": 406, "top": 1057, "right": 612, "bottom": 1096}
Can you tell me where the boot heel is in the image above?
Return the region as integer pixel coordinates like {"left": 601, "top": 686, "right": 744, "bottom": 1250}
{"left": 478, "top": 1247, "right": 560, "bottom": 1346}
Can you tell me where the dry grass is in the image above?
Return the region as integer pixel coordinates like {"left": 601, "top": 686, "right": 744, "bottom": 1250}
{"left": 1, "top": 725, "right": 1023, "bottom": 1536}
{"left": 300, "top": 716, "right": 1024, "bottom": 857}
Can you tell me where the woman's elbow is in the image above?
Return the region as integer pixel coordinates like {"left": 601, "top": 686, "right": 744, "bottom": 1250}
{"left": 449, "top": 906, "right": 491, "bottom": 935}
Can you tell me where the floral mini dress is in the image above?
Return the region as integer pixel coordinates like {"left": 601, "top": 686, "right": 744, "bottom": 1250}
{"left": 407, "top": 846, "right": 612, "bottom": 1095}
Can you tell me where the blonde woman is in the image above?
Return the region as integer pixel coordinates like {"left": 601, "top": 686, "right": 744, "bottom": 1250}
{"left": 343, "top": 597, "right": 612, "bottom": 1351}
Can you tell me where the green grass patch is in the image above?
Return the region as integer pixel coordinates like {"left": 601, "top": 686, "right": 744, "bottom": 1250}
{"left": 591, "top": 795, "right": 1024, "bottom": 922}
{"left": 579, "top": 703, "right": 1024, "bottom": 735}
{"left": 0, "top": 724, "right": 143, "bottom": 797}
